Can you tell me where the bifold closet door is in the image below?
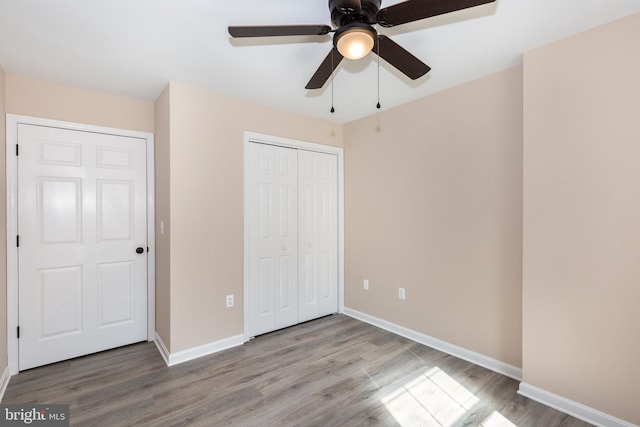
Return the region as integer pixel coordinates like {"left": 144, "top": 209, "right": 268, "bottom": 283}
{"left": 246, "top": 143, "right": 299, "bottom": 337}
{"left": 298, "top": 150, "right": 338, "bottom": 322}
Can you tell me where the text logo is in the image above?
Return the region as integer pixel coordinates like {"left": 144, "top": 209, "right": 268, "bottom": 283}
{"left": 0, "top": 405, "right": 69, "bottom": 426}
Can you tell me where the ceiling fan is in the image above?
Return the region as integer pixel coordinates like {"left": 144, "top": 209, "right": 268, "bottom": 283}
{"left": 228, "top": 0, "right": 496, "bottom": 90}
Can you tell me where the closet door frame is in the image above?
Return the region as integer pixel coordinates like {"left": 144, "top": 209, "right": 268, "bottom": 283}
{"left": 243, "top": 131, "right": 344, "bottom": 341}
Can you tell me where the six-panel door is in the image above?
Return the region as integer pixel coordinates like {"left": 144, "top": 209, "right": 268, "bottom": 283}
{"left": 18, "top": 124, "right": 148, "bottom": 370}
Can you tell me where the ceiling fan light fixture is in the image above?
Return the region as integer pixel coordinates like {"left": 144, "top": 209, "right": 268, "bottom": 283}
{"left": 335, "top": 24, "right": 376, "bottom": 60}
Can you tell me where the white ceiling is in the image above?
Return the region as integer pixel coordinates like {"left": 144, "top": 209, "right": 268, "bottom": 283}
{"left": 1, "top": 0, "right": 639, "bottom": 124}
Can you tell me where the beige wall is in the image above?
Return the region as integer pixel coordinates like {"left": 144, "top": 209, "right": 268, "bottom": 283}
{"left": 0, "top": 65, "right": 7, "bottom": 375}
{"left": 5, "top": 74, "right": 154, "bottom": 132}
{"left": 344, "top": 66, "right": 524, "bottom": 367}
{"left": 154, "top": 85, "right": 171, "bottom": 347}
{"left": 523, "top": 13, "right": 640, "bottom": 425}
{"left": 162, "top": 82, "right": 343, "bottom": 352}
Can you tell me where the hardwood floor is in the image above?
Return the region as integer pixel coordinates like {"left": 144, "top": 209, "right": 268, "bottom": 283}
{"left": 3, "top": 314, "right": 592, "bottom": 426}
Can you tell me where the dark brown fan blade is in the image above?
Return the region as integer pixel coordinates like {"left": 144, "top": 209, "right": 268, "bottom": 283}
{"left": 305, "top": 48, "right": 344, "bottom": 89}
{"left": 228, "top": 25, "right": 332, "bottom": 38}
{"left": 374, "top": 35, "right": 430, "bottom": 80}
{"left": 377, "top": 0, "right": 496, "bottom": 27}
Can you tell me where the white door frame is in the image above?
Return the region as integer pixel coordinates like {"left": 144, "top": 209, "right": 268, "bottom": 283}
{"left": 5, "top": 114, "right": 156, "bottom": 375}
{"left": 243, "top": 131, "right": 345, "bottom": 341}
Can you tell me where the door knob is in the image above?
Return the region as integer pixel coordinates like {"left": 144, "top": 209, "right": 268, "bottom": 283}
{"left": 136, "top": 247, "right": 144, "bottom": 254}
{"left": 282, "top": 245, "right": 288, "bottom": 252}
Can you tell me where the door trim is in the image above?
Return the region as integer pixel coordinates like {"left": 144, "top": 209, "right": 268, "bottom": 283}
{"left": 5, "top": 114, "right": 156, "bottom": 375}
{"left": 243, "top": 131, "right": 345, "bottom": 341}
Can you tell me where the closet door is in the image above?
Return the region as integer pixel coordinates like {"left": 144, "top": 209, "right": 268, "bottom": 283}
{"left": 246, "top": 143, "right": 299, "bottom": 337}
{"left": 17, "top": 124, "right": 149, "bottom": 371}
{"left": 298, "top": 150, "right": 338, "bottom": 322}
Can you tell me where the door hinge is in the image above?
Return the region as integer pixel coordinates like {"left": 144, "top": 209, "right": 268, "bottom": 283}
{"left": 16, "top": 144, "right": 19, "bottom": 156}
{"left": 17, "top": 326, "right": 20, "bottom": 339}
{"left": 16, "top": 235, "right": 19, "bottom": 247}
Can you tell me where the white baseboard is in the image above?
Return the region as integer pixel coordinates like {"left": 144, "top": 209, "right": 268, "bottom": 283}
{"left": 518, "top": 383, "right": 638, "bottom": 427}
{"left": 154, "top": 332, "right": 171, "bottom": 366}
{"left": 0, "top": 366, "right": 11, "bottom": 402}
{"left": 343, "top": 307, "right": 523, "bottom": 381}
{"left": 154, "top": 332, "right": 245, "bottom": 367}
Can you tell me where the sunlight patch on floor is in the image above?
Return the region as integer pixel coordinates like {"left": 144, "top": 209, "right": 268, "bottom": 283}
{"left": 381, "top": 366, "right": 480, "bottom": 426}
{"left": 479, "top": 410, "right": 518, "bottom": 427}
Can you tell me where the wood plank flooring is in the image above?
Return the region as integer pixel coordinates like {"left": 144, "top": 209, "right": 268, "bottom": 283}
{"left": 3, "top": 314, "right": 593, "bottom": 426}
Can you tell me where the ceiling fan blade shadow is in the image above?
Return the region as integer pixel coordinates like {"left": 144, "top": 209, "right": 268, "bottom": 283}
{"left": 374, "top": 35, "right": 430, "bottom": 80}
{"left": 306, "top": 48, "right": 344, "bottom": 90}
{"left": 229, "top": 25, "right": 332, "bottom": 38}
{"left": 377, "top": 0, "right": 496, "bottom": 27}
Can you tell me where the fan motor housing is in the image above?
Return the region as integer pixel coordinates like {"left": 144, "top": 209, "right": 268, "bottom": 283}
{"left": 330, "top": 0, "right": 382, "bottom": 27}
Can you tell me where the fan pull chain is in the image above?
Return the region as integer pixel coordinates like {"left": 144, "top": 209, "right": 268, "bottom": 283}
{"left": 330, "top": 49, "right": 335, "bottom": 113}
{"left": 376, "top": 39, "right": 381, "bottom": 110}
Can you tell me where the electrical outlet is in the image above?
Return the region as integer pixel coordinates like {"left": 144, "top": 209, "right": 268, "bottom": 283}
{"left": 363, "top": 279, "right": 369, "bottom": 290}
{"left": 399, "top": 288, "right": 406, "bottom": 300}
{"left": 226, "top": 294, "right": 234, "bottom": 308}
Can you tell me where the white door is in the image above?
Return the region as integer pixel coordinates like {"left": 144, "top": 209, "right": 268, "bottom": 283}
{"left": 18, "top": 124, "right": 148, "bottom": 370}
{"left": 246, "top": 142, "right": 299, "bottom": 337}
{"left": 298, "top": 150, "right": 338, "bottom": 322}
